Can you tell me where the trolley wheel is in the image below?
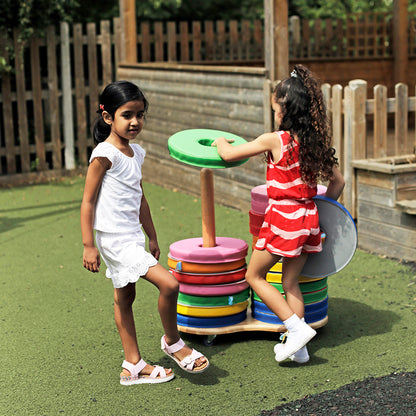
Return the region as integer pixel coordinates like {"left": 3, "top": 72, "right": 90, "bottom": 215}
{"left": 203, "top": 334, "right": 217, "bottom": 346}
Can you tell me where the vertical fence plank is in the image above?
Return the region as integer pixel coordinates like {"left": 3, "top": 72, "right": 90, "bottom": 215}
{"left": 241, "top": 20, "right": 250, "bottom": 60}
{"left": 343, "top": 86, "right": 353, "bottom": 215}
{"left": 140, "top": 22, "right": 151, "bottom": 62}
{"left": 101, "top": 20, "right": 112, "bottom": 85}
{"left": 192, "top": 21, "right": 201, "bottom": 61}
{"left": 179, "top": 21, "right": 189, "bottom": 61}
{"left": 253, "top": 19, "right": 263, "bottom": 60}
{"left": 331, "top": 85, "right": 344, "bottom": 174}
{"left": 350, "top": 79, "right": 367, "bottom": 160}
{"left": 60, "top": 22, "right": 75, "bottom": 170}
{"left": 204, "top": 21, "right": 214, "bottom": 61}
{"left": 30, "top": 35, "right": 47, "bottom": 170}
{"left": 87, "top": 23, "right": 99, "bottom": 128}
{"left": 114, "top": 17, "right": 122, "bottom": 69}
{"left": 394, "top": 83, "right": 408, "bottom": 155}
{"left": 216, "top": 21, "right": 226, "bottom": 60}
{"left": 167, "top": 21, "right": 177, "bottom": 61}
{"left": 290, "top": 16, "right": 301, "bottom": 58}
{"left": 73, "top": 23, "right": 87, "bottom": 166}
{"left": 229, "top": 20, "right": 238, "bottom": 60}
{"left": 154, "top": 22, "right": 164, "bottom": 61}
{"left": 0, "top": 33, "right": 16, "bottom": 173}
{"left": 373, "top": 84, "right": 388, "bottom": 158}
{"left": 14, "top": 29, "right": 31, "bottom": 173}
{"left": 46, "top": 26, "right": 62, "bottom": 169}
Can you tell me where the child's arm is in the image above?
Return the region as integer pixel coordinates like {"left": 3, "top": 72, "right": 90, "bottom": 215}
{"left": 212, "top": 132, "right": 280, "bottom": 162}
{"left": 139, "top": 183, "right": 160, "bottom": 261}
{"left": 80, "top": 158, "right": 108, "bottom": 272}
{"left": 325, "top": 166, "right": 345, "bottom": 201}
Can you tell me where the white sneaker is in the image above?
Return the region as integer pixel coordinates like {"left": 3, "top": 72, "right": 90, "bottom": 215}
{"left": 273, "top": 343, "right": 310, "bottom": 363}
{"left": 274, "top": 323, "right": 316, "bottom": 362}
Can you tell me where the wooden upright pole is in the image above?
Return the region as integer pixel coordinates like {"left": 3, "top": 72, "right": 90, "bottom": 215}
{"left": 393, "top": 0, "right": 408, "bottom": 84}
{"left": 200, "top": 168, "right": 216, "bottom": 248}
{"left": 264, "top": 0, "right": 289, "bottom": 82}
{"left": 119, "top": 0, "right": 137, "bottom": 63}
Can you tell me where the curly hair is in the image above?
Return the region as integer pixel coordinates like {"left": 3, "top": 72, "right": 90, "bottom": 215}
{"left": 272, "top": 64, "right": 338, "bottom": 185}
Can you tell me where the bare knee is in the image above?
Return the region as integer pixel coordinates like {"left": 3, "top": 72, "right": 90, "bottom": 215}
{"left": 114, "top": 284, "right": 136, "bottom": 309}
{"left": 160, "top": 275, "right": 179, "bottom": 298}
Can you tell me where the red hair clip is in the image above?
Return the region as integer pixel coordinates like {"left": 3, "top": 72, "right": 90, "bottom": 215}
{"left": 99, "top": 104, "right": 104, "bottom": 111}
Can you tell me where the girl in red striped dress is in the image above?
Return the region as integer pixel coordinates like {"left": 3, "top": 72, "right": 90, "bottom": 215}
{"left": 212, "top": 65, "right": 345, "bottom": 363}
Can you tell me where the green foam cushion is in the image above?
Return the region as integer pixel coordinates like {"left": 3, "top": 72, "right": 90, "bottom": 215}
{"left": 168, "top": 128, "right": 249, "bottom": 168}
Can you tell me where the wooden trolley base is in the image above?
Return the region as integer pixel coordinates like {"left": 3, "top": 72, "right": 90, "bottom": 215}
{"left": 178, "top": 309, "right": 328, "bottom": 345}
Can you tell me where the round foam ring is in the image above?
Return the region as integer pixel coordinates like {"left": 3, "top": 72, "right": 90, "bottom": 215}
{"left": 251, "top": 184, "right": 268, "bottom": 203}
{"left": 169, "top": 237, "right": 248, "bottom": 264}
{"left": 178, "top": 288, "right": 250, "bottom": 307}
{"left": 177, "top": 300, "right": 249, "bottom": 318}
{"left": 249, "top": 210, "right": 265, "bottom": 227}
{"left": 249, "top": 224, "right": 262, "bottom": 236}
{"left": 179, "top": 279, "right": 249, "bottom": 296}
{"left": 177, "top": 310, "right": 247, "bottom": 328}
{"left": 266, "top": 270, "right": 325, "bottom": 284}
{"left": 253, "top": 277, "right": 327, "bottom": 295}
{"left": 252, "top": 286, "right": 328, "bottom": 305}
{"left": 251, "top": 297, "right": 328, "bottom": 325}
{"left": 168, "top": 128, "right": 249, "bottom": 169}
{"left": 168, "top": 257, "right": 246, "bottom": 273}
{"left": 171, "top": 267, "right": 246, "bottom": 285}
{"left": 252, "top": 297, "right": 328, "bottom": 315}
{"left": 302, "top": 196, "right": 357, "bottom": 278}
{"left": 252, "top": 307, "right": 328, "bottom": 326}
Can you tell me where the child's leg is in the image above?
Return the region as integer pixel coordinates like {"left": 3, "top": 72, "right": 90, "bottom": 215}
{"left": 143, "top": 263, "right": 208, "bottom": 370}
{"left": 246, "top": 249, "right": 294, "bottom": 321}
{"left": 114, "top": 283, "right": 172, "bottom": 376}
{"left": 281, "top": 253, "right": 309, "bottom": 318}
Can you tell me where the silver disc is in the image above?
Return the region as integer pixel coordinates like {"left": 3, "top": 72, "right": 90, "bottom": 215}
{"left": 301, "top": 196, "right": 357, "bottom": 278}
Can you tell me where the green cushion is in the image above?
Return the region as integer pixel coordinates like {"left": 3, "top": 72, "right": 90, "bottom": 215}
{"left": 168, "top": 128, "right": 249, "bottom": 168}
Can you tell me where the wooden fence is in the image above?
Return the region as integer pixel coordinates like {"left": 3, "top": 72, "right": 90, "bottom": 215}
{"left": 0, "top": 12, "right": 416, "bottom": 190}
{"left": 0, "top": 18, "right": 123, "bottom": 177}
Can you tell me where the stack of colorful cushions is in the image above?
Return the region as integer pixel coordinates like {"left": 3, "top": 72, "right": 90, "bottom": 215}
{"left": 168, "top": 237, "right": 250, "bottom": 328}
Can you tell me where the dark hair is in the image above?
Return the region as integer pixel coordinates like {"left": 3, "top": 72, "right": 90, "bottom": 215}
{"left": 93, "top": 80, "right": 149, "bottom": 145}
{"left": 272, "top": 64, "right": 338, "bottom": 184}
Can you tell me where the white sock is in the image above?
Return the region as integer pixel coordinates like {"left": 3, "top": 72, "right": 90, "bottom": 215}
{"left": 283, "top": 313, "right": 302, "bottom": 333}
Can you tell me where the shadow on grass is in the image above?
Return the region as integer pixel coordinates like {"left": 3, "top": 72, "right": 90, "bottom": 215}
{"left": 180, "top": 297, "right": 400, "bottom": 369}
{"left": 0, "top": 200, "right": 80, "bottom": 234}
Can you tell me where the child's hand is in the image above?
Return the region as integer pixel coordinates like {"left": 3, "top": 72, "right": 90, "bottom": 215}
{"left": 211, "top": 137, "right": 234, "bottom": 147}
{"left": 149, "top": 239, "right": 160, "bottom": 261}
{"left": 83, "top": 246, "right": 101, "bottom": 273}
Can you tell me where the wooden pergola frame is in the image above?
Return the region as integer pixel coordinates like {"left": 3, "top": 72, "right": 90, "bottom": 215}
{"left": 118, "top": 0, "right": 409, "bottom": 84}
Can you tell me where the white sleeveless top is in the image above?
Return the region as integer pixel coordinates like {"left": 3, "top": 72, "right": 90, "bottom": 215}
{"left": 90, "top": 142, "right": 145, "bottom": 233}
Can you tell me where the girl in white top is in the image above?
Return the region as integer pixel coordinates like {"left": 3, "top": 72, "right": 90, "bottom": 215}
{"left": 81, "top": 81, "right": 209, "bottom": 385}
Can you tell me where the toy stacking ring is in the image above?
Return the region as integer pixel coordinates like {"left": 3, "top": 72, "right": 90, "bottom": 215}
{"left": 168, "top": 129, "right": 249, "bottom": 168}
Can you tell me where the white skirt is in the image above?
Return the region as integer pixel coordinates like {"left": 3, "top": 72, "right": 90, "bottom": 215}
{"left": 95, "top": 230, "right": 158, "bottom": 289}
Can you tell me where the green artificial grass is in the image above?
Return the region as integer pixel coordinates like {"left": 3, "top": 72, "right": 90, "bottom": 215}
{"left": 1, "top": 176, "right": 415, "bottom": 416}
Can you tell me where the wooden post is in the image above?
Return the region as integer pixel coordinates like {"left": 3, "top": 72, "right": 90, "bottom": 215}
{"left": 264, "top": 0, "right": 289, "bottom": 82}
{"left": 60, "top": 22, "right": 75, "bottom": 170}
{"left": 393, "top": 0, "right": 408, "bottom": 84}
{"left": 119, "top": 0, "right": 137, "bottom": 63}
{"left": 200, "top": 168, "right": 216, "bottom": 248}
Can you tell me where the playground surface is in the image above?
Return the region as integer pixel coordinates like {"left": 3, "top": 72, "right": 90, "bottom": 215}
{"left": 1, "top": 176, "right": 415, "bottom": 415}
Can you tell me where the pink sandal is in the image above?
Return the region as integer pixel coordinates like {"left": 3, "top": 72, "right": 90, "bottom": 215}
{"left": 120, "top": 359, "right": 175, "bottom": 385}
{"left": 161, "top": 335, "right": 209, "bottom": 373}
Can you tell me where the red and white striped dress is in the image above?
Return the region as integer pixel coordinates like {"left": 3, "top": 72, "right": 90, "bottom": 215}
{"left": 255, "top": 131, "right": 322, "bottom": 257}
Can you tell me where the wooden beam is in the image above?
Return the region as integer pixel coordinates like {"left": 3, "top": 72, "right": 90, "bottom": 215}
{"left": 393, "top": 0, "right": 408, "bottom": 84}
{"left": 264, "top": 0, "right": 289, "bottom": 82}
{"left": 119, "top": 0, "right": 137, "bottom": 63}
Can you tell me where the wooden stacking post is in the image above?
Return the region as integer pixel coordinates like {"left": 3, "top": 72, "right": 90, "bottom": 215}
{"left": 200, "top": 168, "right": 216, "bottom": 247}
